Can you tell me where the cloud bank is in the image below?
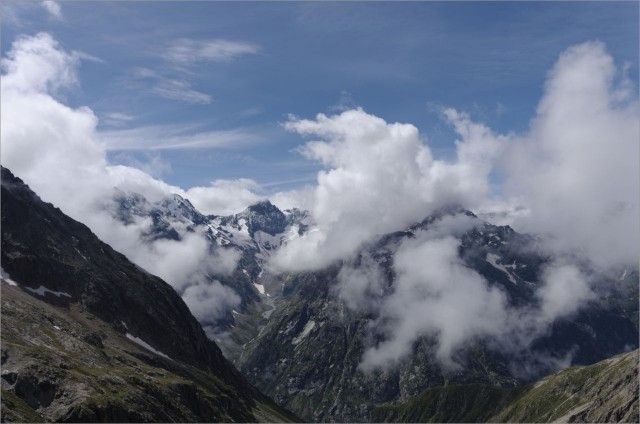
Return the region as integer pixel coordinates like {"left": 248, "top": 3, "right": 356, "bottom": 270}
{"left": 504, "top": 41, "right": 639, "bottom": 268}
{"left": 269, "top": 107, "right": 504, "bottom": 272}
{"left": 358, "top": 229, "right": 595, "bottom": 372}
{"left": 271, "top": 40, "right": 638, "bottom": 274}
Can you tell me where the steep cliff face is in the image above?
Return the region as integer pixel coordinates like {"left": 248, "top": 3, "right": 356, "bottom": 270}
{"left": 372, "top": 349, "right": 639, "bottom": 423}
{"left": 0, "top": 167, "right": 298, "bottom": 423}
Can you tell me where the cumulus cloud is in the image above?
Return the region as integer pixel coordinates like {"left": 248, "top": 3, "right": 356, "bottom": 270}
{"left": 502, "top": 41, "right": 639, "bottom": 269}
{"left": 271, "top": 40, "right": 637, "bottom": 276}
{"left": 186, "top": 179, "right": 264, "bottom": 216}
{"left": 2, "top": 32, "right": 78, "bottom": 94}
{"left": 269, "top": 107, "right": 504, "bottom": 272}
{"left": 0, "top": 32, "right": 257, "bottom": 328}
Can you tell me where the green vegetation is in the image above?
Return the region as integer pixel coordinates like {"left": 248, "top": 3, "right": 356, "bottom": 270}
{"left": 0, "top": 390, "right": 45, "bottom": 423}
{"left": 373, "top": 350, "right": 639, "bottom": 423}
{"left": 373, "top": 384, "right": 524, "bottom": 423}
{"left": 1, "top": 284, "right": 299, "bottom": 423}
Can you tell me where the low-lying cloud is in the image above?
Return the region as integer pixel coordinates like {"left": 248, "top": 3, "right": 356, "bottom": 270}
{"left": 358, "top": 228, "right": 596, "bottom": 372}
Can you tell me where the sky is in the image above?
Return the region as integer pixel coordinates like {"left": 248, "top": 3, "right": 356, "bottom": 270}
{"left": 2, "top": 0, "right": 637, "bottom": 192}
{"left": 2, "top": 1, "right": 638, "bottom": 371}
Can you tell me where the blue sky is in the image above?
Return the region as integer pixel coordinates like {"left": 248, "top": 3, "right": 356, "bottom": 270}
{"left": 2, "top": 1, "right": 638, "bottom": 192}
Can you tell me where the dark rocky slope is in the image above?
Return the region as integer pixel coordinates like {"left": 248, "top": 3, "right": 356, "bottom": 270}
{"left": 0, "top": 167, "right": 298, "bottom": 423}
{"left": 373, "top": 349, "right": 639, "bottom": 423}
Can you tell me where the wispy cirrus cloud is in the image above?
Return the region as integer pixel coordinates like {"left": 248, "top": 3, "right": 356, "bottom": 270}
{"left": 164, "top": 38, "right": 259, "bottom": 66}
{"left": 133, "top": 67, "right": 212, "bottom": 104}
{"left": 151, "top": 78, "right": 212, "bottom": 104}
{"left": 99, "top": 124, "right": 262, "bottom": 151}
{"left": 102, "top": 112, "right": 136, "bottom": 128}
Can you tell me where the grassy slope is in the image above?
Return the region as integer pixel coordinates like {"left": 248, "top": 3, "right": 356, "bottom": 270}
{"left": 373, "top": 349, "right": 639, "bottom": 423}
{"left": 1, "top": 282, "right": 299, "bottom": 423}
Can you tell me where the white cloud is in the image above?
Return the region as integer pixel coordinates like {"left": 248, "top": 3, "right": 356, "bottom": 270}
{"left": 151, "top": 78, "right": 212, "bottom": 104}
{"left": 360, "top": 235, "right": 509, "bottom": 371}
{"left": 165, "top": 38, "right": 259, "bottom": 65}
{"left": 269, "top": 107, "right": 504, "bottom": 272}
{"left": 186, "top": 179, "right": 264, "bottom": 216}
{"left": 182, "top": 280, "right": 241, "bottom": 323}
{"left": 102, "top": 112, "right": 136, "bottom": 127}
{"left": 501, "top": 41, "right": 639, "bottom": 269}
{"left": 271, "top": 41, "right": 638, "bottom": 274}
{"left": 41, "top": 1, "right": 62, "bottom": 20}
{"left": 2, "top": 32, "right": 78, "bottom": 94}
{"left": 358, "top": 230, "right": 595, "bottom": 372}
{"left": 0, "top": 32, "right": 249, "bottom": 326}
{"left": 334, "top": 256, "right": 385, "bottom": 312}
{"left": 100, "top": 125, "right": 259, "bottom": 151}
{"left": 133, "top": 67, "right": 212, "bottom": 104}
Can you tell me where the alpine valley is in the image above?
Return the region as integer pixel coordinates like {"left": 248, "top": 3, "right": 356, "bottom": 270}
{"left": 1, "top": 166, "right": 638, "bottom": 423}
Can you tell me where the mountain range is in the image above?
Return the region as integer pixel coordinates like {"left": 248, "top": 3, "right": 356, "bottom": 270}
{"left": 1, "top": 166, "right": 638, "bottom": 423}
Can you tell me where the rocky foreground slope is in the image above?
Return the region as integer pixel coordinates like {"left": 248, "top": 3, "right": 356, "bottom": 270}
{"left": 372, "top": 348, "right": 639, "bottom": 423}
{"left": 0, "top": 167, "right": 298, "bottom": 422}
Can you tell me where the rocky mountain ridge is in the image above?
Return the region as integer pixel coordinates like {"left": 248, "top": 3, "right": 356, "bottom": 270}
{"left": 6, "top": 165, "right": 636, "bottom": 423}
{"left": 0, "top": 166, "right": 298, "bottom": 422}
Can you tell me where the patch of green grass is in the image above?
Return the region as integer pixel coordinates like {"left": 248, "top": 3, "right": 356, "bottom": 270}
{"left": 1, "top": 389, "right": 46, "bottom": 423}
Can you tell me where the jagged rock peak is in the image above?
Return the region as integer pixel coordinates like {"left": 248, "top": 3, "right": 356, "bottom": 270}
{"left": 236, "top": 200, "right": 288, "bottom": 237}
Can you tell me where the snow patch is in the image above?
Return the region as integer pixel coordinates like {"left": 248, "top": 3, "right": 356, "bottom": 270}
{"left": 486, "top": 253, "right": 517, "bottom": 285}
{"left": 0, "top": 268, "right": 18, "bottom": 286}
{"left": 292, "top": 320, "right": 316, "bottom": 345}
{"left": 24, "top": 285, "right": 71, "bottom": 298}
{"left": 74, "top": 247, "right": 88, "bottom": 261}
{"left": 126, "top": 333, "right": 171, "bottom": 360}
{"left": 253, "top": 283, "right": 265, "bottom": 295}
